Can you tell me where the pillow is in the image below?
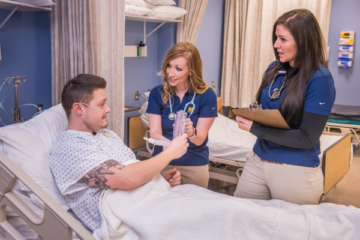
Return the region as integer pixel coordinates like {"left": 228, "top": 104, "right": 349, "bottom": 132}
{"left": 0, "top": 104, "right": 69, "bottom": 210}
{"left": 125, "top": 0, "right": 154, "bottom": 9}
{"left": 10, "top": 0, "right": 55, "bottom": 6}
{"left": 147, "top": 6, "right": 187, "bottom": 19}
{"left": 125, "top": 4, "right": 152, "bottom": 16}
{"left": 144, "top": 0, "right": 176, "bottom": 6}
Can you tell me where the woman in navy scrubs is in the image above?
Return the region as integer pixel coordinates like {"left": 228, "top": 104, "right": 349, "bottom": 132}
{"left": 234, "top": 9, "right": 336, "bottom": 204}
{"left": 147, "top": 42, "right": 218, "bottom": 188}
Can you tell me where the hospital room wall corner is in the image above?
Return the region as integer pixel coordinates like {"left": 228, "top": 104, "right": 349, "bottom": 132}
{"left": 0, "top": 9, "right": 51, "bottom": 126}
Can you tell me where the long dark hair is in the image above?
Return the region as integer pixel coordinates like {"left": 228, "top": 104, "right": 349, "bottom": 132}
{"left": 255, "top": 9, "right": 327, "bottom": 128}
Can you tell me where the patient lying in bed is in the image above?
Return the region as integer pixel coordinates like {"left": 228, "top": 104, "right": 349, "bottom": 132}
{"left": 50, "top": 74, "right": 188, "bottom": 232}
{"left": 50, "top": 74, "right": 360, "bottom": 240}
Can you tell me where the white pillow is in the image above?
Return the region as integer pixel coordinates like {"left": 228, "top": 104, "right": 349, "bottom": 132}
{"left": 125, "top": 4, "right": 152, "bottom": 16}
{"left": 0, "top": 104, "right": 69, "bottom": 210}
{"left": 144, "top": 0, "right": 176, "bottom": 6}
{"left": 125, "top": 0, "right": 154, "bottom": 9}
{"left": 147, "top": 6, "right": 187, "bottom": 19}
{"left": 10, "top": 0, "right": 55, "bottom": 6}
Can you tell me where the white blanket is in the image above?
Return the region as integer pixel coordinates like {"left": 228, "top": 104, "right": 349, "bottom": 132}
{"left": 93, "top": 173, "right": 360, "bottom": 240}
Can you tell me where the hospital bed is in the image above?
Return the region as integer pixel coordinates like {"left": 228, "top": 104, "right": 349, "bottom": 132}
{"left": 324, "top": 104, "right": 360, "bottom": 146}
{"left": 0, "top": 103, "right": 353, "bottom": 239}
{"left": 0, "top": 104, "right": 95, "bottom": 240}
{"left": 138, "top": 97, "right": 353, "bottom": 195}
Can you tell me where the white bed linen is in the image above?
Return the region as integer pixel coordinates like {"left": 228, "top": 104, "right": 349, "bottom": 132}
{"left": 93, "top": 161, "right": 360, "bottom": 240}
{"left": 208, "top": 114, "right": 352, "bottom": 163}
{"left": 208, "top": 114, "right": 256, "bottom": 161}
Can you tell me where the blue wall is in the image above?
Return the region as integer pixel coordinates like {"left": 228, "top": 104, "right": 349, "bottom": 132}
{"left": 125, "top": 0, "right": 225, "bottom": 104}
{"left": 123, "top": 0, "right": 225, "bottom": 144}
{"left": 328, "top": 0, "right": 360, "bottom": 106}
{"left": 125, "top": 20, "right": 160, "bottom": 108}
{"left": 195, "top": 0, "right": 225, "bottom": 93}
{"left": 0, "top": 9, "right": 51, "bottom": 126}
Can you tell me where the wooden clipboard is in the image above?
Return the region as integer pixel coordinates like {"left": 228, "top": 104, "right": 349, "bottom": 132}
{"left": 232, "top": 108, "right": 290, "bottom": 129}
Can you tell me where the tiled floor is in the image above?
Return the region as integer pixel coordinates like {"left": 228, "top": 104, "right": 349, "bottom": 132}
{"left": 208, "top": 146, "right": 360, "bottom": 208}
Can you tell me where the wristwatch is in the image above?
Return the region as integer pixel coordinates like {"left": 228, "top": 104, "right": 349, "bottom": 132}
{"left": 189, "top": 127, "right": 197, "bottom": 138}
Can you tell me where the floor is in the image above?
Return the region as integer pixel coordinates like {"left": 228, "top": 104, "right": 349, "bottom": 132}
{"left": 208, "top": 146, "right": 360, "bottom": 208}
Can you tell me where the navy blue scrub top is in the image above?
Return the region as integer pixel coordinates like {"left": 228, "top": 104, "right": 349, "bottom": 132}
{"left": 146, "top": 85, "right": 218, "bottom": 166}
{"left": 253, "top": 62, "right": 336, "bottom": 167}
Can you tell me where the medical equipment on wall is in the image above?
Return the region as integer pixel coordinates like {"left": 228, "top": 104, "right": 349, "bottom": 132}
{"left": 268, "top": 70, "right": 287, "bottom": 100}
{"left": 0, "top": 76, "right": 45, "bottom": 126}
{"left": 137, "top": 41, "right": 146, "bottom": 57}
{"left": 5, "top": 76, "right": 26, "bottom": 123}
{"left": 168, "top": 92, "right": 196, "bottom": 120}
{"left": 173, "top": 110, "right": 186, "bottom": 139}
{"left": 337, "top": 31, "right": 355, "bottom": 69}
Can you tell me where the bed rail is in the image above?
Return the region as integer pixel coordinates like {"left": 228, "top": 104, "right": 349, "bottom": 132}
{"left": 0, "top": 151, "right": 95, "bottom": 240}
{"left": 322, "top": 133, "right": 352, "bottom": 195}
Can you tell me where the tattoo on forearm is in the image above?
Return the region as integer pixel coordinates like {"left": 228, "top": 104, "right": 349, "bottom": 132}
{"left": 78, "top": 159, "right": 126, "bottom": 190}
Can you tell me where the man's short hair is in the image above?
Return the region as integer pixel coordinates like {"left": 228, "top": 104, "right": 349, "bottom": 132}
{"left": 61, "top": 74, "right": 106, "bottom": 119}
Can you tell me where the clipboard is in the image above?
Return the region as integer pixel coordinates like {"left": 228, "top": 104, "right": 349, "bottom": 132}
{"left": 232, "top": 108, "right": 290, "bottom": 129}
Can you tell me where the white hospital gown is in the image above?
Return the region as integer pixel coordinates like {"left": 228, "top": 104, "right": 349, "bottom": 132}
{"left": 49, "top": 129, "right": 136, "bottom": 231}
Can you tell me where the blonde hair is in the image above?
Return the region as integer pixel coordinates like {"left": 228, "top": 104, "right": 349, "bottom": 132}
{"left": 158, "top": 42, "right": 209, "bottom": 105}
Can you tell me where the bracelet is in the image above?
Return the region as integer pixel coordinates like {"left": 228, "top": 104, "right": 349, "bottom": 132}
{"left": 188, "top": 127, "right": 196, "bottom": 138}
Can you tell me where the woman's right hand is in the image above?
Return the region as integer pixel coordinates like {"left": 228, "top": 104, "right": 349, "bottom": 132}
{"left": 165, "top": 134, "right": 189, "bottom": 160}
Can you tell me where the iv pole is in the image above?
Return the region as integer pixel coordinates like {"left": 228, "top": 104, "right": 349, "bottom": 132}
{"left": 5, "top": 76, "right": 26, "bottom": 123}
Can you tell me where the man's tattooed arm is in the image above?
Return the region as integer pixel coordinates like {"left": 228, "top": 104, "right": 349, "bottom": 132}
{"left": 78, "top": 159, "right": 126, "bottom": 190}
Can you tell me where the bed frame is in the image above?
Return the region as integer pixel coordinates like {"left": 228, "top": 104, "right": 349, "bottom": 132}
{"left": 209, "top": 133, "right": 352, "bottom": 196}
{"left": 324, "top": 122, "right": 360, "bottom": 146}
{"left": 322, "top": 133, "right": 352, "bottom": 194}
{"left": 0, "top": 151, "right": 95, "bottom": 240}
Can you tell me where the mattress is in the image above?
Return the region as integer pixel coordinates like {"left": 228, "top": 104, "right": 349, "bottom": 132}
{"left": 327, "top": 119, "right": 360, "bottom": 125}
{"left": 207, "top": 114, "right": 256, "bottom": 162}
{"left": 330, "top": 104, "right": 360, "bottom": 121}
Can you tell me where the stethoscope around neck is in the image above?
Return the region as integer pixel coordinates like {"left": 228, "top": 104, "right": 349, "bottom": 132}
{"left": 168, "top": 92, "right": 196, "bottom": 120}
{"left": 268, "top": 70, "right": 287, "bottom": 101}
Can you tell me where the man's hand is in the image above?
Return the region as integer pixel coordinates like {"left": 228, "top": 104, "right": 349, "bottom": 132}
{"left": 165, "top": 133, "right": 189, "bottom": 159}
{"left": 162, "top": 168, "right": 181, "bottom": 187}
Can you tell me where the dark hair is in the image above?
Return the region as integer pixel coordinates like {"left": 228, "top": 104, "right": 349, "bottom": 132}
{"left": 61, "top": 74, "right": 106, "bottom": 118}
{"left": 255, "top": 9, "right": 327, "bottom": 128}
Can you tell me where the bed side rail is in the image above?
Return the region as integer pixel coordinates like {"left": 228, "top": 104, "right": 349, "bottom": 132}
{"left": 0, "top": 151, "right": 95, "bottom": 240}
{"left": 322, "top": 133, "right": 352, "bottom": 195}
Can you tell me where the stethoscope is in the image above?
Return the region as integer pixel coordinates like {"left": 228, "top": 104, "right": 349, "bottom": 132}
{"left": 268, "top": 70, "right": 287, "bottom": 101}
{"left": 168, "top": 92, "right": 196, "bottom": 120}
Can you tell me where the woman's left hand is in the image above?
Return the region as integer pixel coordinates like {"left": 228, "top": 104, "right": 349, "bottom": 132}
{"left": 236, "top": 116, "right": 253, "bottom": 132}
{"left": 185, "top": 118, "right": 195, "bottom": 137}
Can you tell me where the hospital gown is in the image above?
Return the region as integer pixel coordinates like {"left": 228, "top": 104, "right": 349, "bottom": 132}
{"left": 49, "top": 129, "right": 135, "bottom": 231}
